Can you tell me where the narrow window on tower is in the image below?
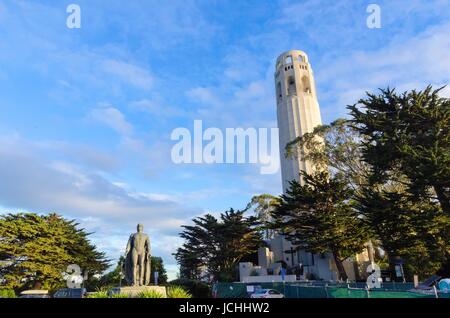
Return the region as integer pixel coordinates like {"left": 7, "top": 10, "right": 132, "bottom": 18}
{"left": 277, "top": 82, "right": 282, "bottom": 102}
{"left": 301, "top": 76, "right": 311, "bottom": 93}
{"left": 298, "top": 55, "right": 304, "bottom": 62}
{"left": 287, "top": 76, "right": 296, "bottom": 95}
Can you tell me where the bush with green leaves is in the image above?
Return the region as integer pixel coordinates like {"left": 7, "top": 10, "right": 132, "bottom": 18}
{"left": 137, "top": 290, "right": 165, "bottom": 298}
{"left": 167, "top": 286, "right": 192, "bottom": 298}
{"left": 0, "top": 289, "right": 16, "bottom": 298}
{"left": 169, "top": 279, "right": 211, "bottom": 298}
{"left": 86, "top": 291, "right": 109, "bottom": 298}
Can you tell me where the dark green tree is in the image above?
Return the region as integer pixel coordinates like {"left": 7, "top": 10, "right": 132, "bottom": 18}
{"left": 151, "top": 256, "right": 168, "bottom": 284}
{"left": 348, "top": 86, "right": 450, "bottom": 215}
{"left": 0, "top": 213, "right": 109, "bottom": 291}
{"left": 174, "top": 209, "right": 261, "bottom": 282}
{"left": 271, "top": 172, "right": 371, "bottom": 281}
{"left": 215, "top": 210, "right": 262, "bottom": 281}
{"left": 175, "top": 247, "right": 204, "bottom": 281}
{"left": 174, "top": 214, "right": 217, "bottom": 281}
{"left": 356, "top": 186, "right": 450, "bottom": 279}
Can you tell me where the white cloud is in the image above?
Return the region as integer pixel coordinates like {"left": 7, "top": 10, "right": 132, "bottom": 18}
{"left": 315, "top": 21, "right": 450, "bottom": 121}
{"left": 128, "top": 99, "right": 191, "bottom": 119}
{"left": 101, "top": 59, "right": 154, "bottom": 91}
{"left": 0, "top": 135, "right": 199, "bottom": 278}
{"left": 186, "top": 87, "right": 220, "bottom": 106}
{"left": 234, "top": 81, "right": 267, "bottom": 100}
{"left": 35, "top": 140, "right": 121, "bottom": 173}
{"left": 89, "top": 105, "right": 133, "bottom": 136}
{"left": 439, "top": 85, "right": 450, "bottom": 98}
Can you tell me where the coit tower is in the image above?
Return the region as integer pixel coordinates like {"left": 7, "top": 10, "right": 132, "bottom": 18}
{"left": 275, "top": 50, "right": 323, "bottom": 192}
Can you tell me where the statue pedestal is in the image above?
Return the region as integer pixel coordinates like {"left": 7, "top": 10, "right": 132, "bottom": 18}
{"left": 110, "top": 286, "right": 167, "bottom": 298}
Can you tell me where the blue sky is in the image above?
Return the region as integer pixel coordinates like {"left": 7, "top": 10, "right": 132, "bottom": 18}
{"left": 1, "top": 0, "right": 449, "bottom": 280}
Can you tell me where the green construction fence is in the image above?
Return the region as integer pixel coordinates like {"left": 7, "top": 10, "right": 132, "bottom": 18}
{"left": 215, "top": 282, "right": 450, "bottom": 298}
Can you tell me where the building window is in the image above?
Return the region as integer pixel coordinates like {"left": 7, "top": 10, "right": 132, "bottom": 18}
{"left": 285, "top": 55, "right": 293, "bottom": 65}
{"left": 298, "top": 55, "right": 304, "bottom": 62}
{"left": 287, "top": 76, "right": 296, "bottom": 95}
{"left": 302, "top": 76, "right": 311, "bottom": 93}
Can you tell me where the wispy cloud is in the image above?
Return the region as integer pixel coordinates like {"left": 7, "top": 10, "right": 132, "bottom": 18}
{"left": 315, "top": 20, "right": 450, "bottom": 120}
{"left": 89, "top": 104, "right": 134, "bottom": 136}
{"left": 0, "top": 134, "right": 197, "bottom": 277}
{"left": 101, "top": 59, "right": 153, "bottom": 91}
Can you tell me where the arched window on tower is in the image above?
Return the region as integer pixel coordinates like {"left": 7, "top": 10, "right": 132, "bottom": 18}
{"left": 277, "top": 82, "right": 282, "bottom": 102}
{"left": 302, "top": 76, "right": 311, "bottom": 93}
{"left": 298, "top": 55, "right": 304, "bottom": 63}
{"left": 287, "top": 76, "right": 297, "bottom": 95}
{"left": 285, "top": 55, "right": 293, "bottom": 65}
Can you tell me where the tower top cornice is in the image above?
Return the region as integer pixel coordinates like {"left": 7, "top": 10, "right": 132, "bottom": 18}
{"left": 276, "top": 50, "right": 310, "bottom": 70}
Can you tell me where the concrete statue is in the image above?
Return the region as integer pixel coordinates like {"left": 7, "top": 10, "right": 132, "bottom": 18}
{"left": 123, "top": 223, "right": 151, "bottom": 286}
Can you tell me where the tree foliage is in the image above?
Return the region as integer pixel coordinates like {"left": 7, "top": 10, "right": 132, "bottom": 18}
{"left": 348, "top": 86, "right": 450, "bottom": 215}
{"left": 174, "top": 86, "right": 449, "bottom": 281}
{"left": 355, "top": 186, "right": 450, "bottom": 278}
{"left": 285, "top": 119, "right": 370, "bottom": 191}
{"left": 151, "top": 256, "right": 168, "bottom": 285}
{"left": 280, "top": 86, "right": 450, "bottom": 279}
{"left": 271, "top": 172, "right": 371, "bottom": 281}
{"left": 174, "top": 209, "right": 261, "bottom": 282}
{"left": 246, "top": 194, "right": 281, "bottom": 240}
{"left": 0, "top": 213, "right": 109, "bottom": 291}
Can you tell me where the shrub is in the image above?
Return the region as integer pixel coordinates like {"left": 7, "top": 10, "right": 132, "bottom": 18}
{"left": 167, "top": 286, "right": 192, "bottom": 298}
{"left": 111, "top": 293, "right": 129, "bottom": 298}
{"left": 138, "top": 290, "right": 165, "bottom": 298}
{"left": 86, "top": 291, "right": 109, "bottom": 298}
{"left": 169, "top": 279, "right": 211, "bottom": 298}
{"left": 0, "top": 289, "right": 16, "bottom": 298}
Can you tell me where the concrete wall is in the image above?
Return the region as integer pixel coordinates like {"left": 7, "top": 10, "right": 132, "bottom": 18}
{"left": 239, "top": 262, "right": 253, "bottom": 282}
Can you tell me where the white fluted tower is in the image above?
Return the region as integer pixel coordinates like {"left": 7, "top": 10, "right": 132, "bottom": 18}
{"left": 275, "top": 50, "right": 323, "bottom": 192}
